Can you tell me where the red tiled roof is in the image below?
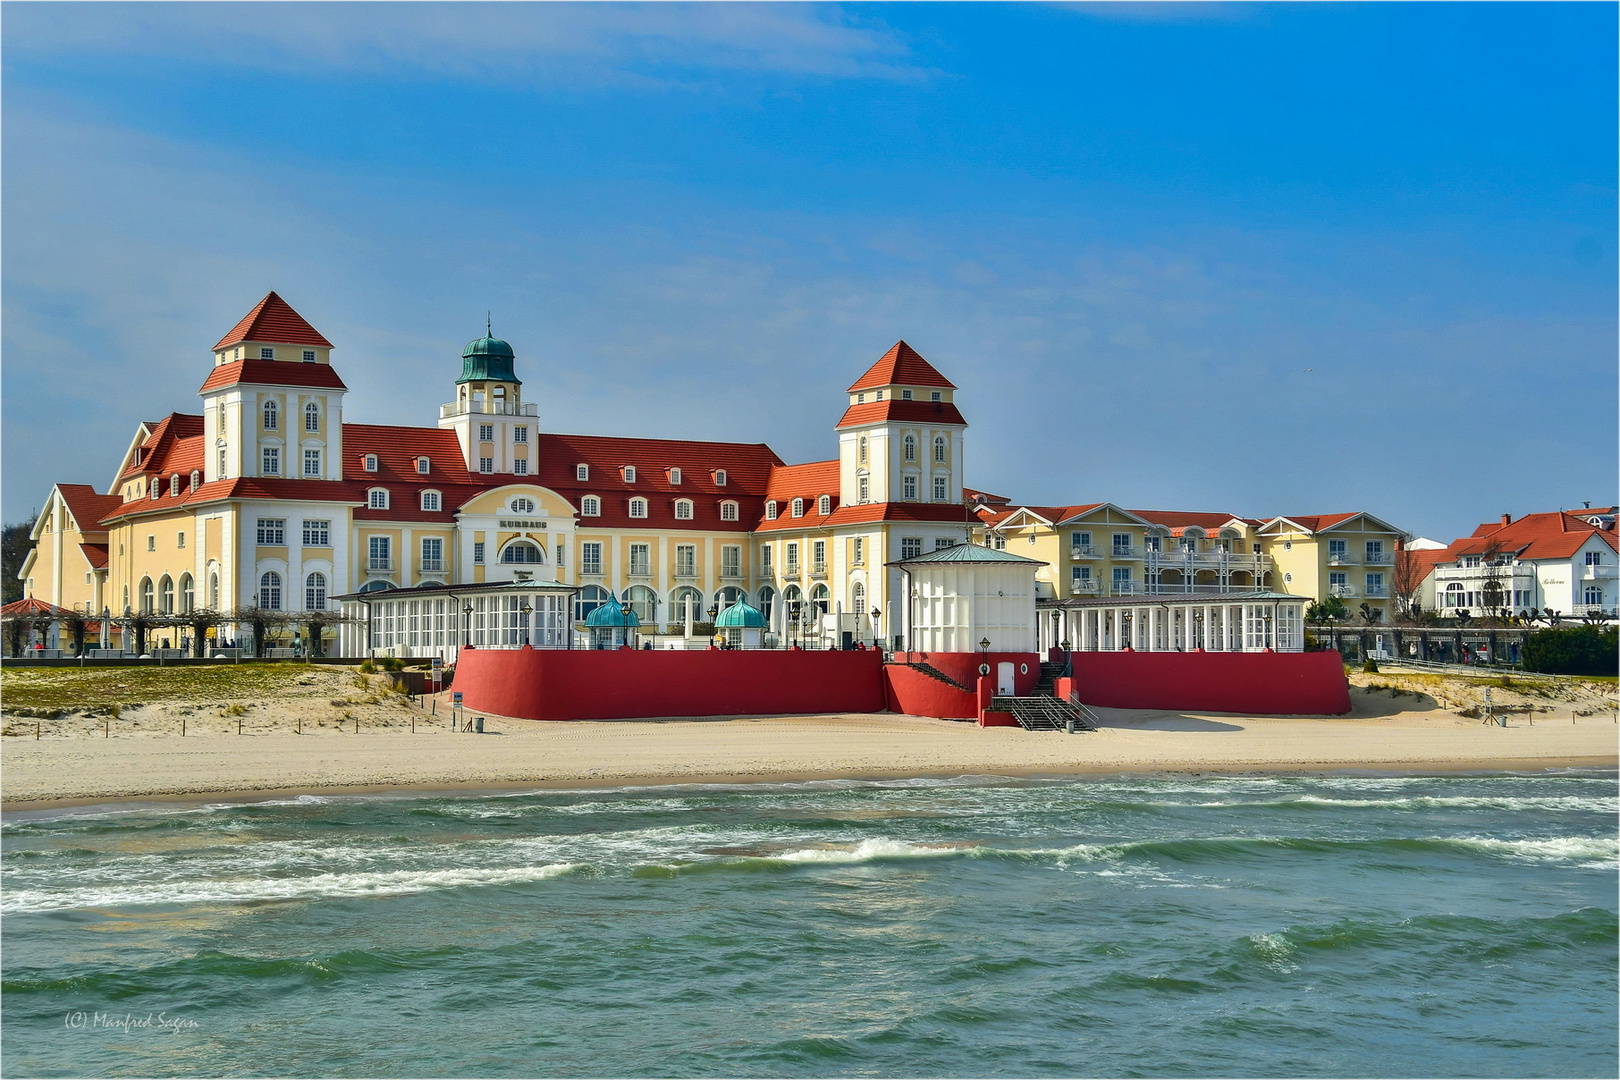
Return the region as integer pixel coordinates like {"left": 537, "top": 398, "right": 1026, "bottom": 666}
{"left": 212, "top": 291, "right": 333, "bottom": 350}
{"left": 56, "top": 485, "right": 122, "bottom": 534}
{"left": 834, "top": 399, "right": 967, "bottom": 430}
{"left": 2, "top": 597, "right": 76, "bottom": 617}
{"left": 1129, "top": 509, "right": 1247, "bottom": 531}
{"left": 118, "top": 414, "right": 207, "bottom": 483}
{"left": 199, "top": 360, "right": 348, "bottom": 394}
{"left": 847, "top": 341, "right": 956, "bottom": 392}
{"left": 343, "top": 424, "right": 477, "bottom": 523}
{"left": 101, "top": 478, "right": 360, "bottom": 523}
{"left": 963, "top": 487, "right": 1010, "bottom": 506}
{"left": 1450, "top": 512, "right": 1619, "bottom": 562}
{"left": 822, "top": 502, "right": 978, "bottom": 528}
{"left": 80, "top": 543, "right": 109, "bottom": 569}
{"left": 1269, "top": 512, "right": 1363, "bottom": 533}
{"left": 758, "top": 461, "right": 841, "bottom": 531}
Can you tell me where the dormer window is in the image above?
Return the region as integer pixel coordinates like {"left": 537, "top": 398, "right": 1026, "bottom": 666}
{"left": 189, "top": 470, "right": 200, "bottom": 492}
{"left": 368, "top": 488, "right": 389, "bottom": 510}
{"left": 259, "top": 347, "right": 274, "bottom": 360}
{"left": 902, "top": 389, "right": 913, "bottom": 400}
{"left": 858, "top": 393, "right": 866, "bottom": 404}
{"left": 170, "top": 474, "right": 181, "bottom": 496}
{"left": 714, "top": 470, "right": 727, "bottom": 486}
{"left": 363, "top": 454, "right": 378, "bottom": 472}
{"left": 675, "top": 499, "right": 693, "bottom": 520}
{"left": 581, "top": 495, "right": 601, "bottom": 516}
{"left": 669, "top": 467, "right": 682, "bottom": 485}
{"left": 720, "top": 501, "right": 739, "bottom": 522}
{"left": 818, "top": 495, "right": 831, "bottom": 515}
{"left": 416, "top": 457, "right": 431, "bottom": 475}
{"left": 302, "top": 350, "right": 316, "bottom": 363}
{"left": 629, "top": 497, "right": 648, "bottom": 518}
{"left": 765, "top": 500, "right": 778, "bottom": 520}
{"left": 420, "top": 490, "right": 441, "bottom": 512}
{"left": 931, "top": 391, "right": 942, "bottom": 402}
{"left": 576, "top": 464, "right": 589, "bottom": 481}
{"left": 875, "top": 389, "right": 884, "bottom": 401}
{"left": 150, "top": 481, "right": 160, "bottom": 500}
{"left": 792, "top": 498, "right": 805, "bottom": 518}
{"left": 623, "top": 466, "right": 637, "bottom": 484}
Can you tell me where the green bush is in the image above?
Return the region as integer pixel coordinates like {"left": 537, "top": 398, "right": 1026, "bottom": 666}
{"left": 1522, "top": 626, "right": 1619, "bottom": 676}
{"left": 1362, "top": 657, "right": 1380, "bottom": 674}
{"left": 357, "top": 659, "right": 376, "bottom": 674}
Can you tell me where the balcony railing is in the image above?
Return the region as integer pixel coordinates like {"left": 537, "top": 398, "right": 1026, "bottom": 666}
{"left": 720, "top": 567, "right": 743, "bottom": 579}
{"left": 1582, "top": 565, "right": 1617, "bottom": 579}
{"left": 1436, "top": 565, "right": 1533, "bottom": 582}
{"left": 1329, "top": 583, "right": 1358, "bottom": 598}
{"left": 811, "top": 562, "right": 828, "bottom": 576}
{"left": 419, "top": 559, "right": 445, "bottom": 573}
{"left": 1327, "top": 552, "right": 1359, "bottom": 566}
{"left": 440, "top": 400, "right": 540, "bottom": 419}
{"left": 1111, "top": 547, "right": 1140, "bottom": 560}
{"left": 1571, "top": 603, "right": 1616, "bottom": 617}
{"left": 1070, "top": 544, "right": 1099, "bottom": 558}
{"left": 367, "top": 558, "right": 396, "bottom": 572}
{"left": 1364, "top": 585, "right": 1389, "bottom": 597}
{"left": 629, "top": 564, "right": 652, "bottom": 577}
{"left": 1364, "top": 551, "right": 1394, "bottom": 566}
{"left": 674, "top": 565, "right": 697, "bottom": 579}
{"left": 1070, "top": 579, "right": 1100, "bottom": 594}
{"left": 1110, "top": 582, "right": 1139, "bottom": 596}
{"left": 783, "top": 565, "right": 800, "bottom": 578}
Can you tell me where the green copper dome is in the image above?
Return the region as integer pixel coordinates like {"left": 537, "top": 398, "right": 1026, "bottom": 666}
{"left": 583, "top": 594, "right": 638, "bottom": 627}
{"left": 715, "top": 596, "right": 768, "bottom": 628}
{"left": 457, "top": 327, "right": 521, "bottom": 385}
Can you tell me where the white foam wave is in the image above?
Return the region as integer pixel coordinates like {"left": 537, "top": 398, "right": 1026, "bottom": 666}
{"left": 1448, "top": 835, "right": 1619, "bottom": 868}
{"left": 1194, "top": 795, "right": 1618, "bottom": 813}
{"left": 774, "top": 838, "right": 970, "bottom": 864}
{"left": 2, "top": 862, "right": 579, "bottom": 913}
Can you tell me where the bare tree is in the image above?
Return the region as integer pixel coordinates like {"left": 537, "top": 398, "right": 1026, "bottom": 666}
{"left": 1392, "top": 544, "right": 1427, "bottom": 620}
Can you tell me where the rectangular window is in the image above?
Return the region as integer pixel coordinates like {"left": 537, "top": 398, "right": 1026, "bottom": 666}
{"left": 934, "top": 537, "right": 956, "bottom": 550}
{"left": 721, "top": 545, "right": 741, "bottom": 577}
{"left": 675, "top": 544, "right": 696, "bottom": 577}
{"left": 555, "top": 543, "right": 564, "bottom": 569}
{"left": 219, "top": 446, "right": 227, "bottom": 476}
{"left": 256, "top": 518, "right": 285, "bottom": 545}
{"left": 630, "top": 543, "right": 651, "bottom": 576}
{"left": 368, "top": 536, "right": 391, "bottom": 569}
{"left": 421, "top": 537, "right": 444, "bottom": 572}
{"left": 513, "top": 458, "right": 528, "bottom": 475}
{"left": 262, "top": 447, "right": 280, "bottom": 475}
{"left": 1587, "top": 550, "right": 1603, "bottom": 565}
{"left": 933, "top": 476, "right": 948, "bottom": 501}
{"left": 786, "top": 543, "right": 800, "bottom": 574}
{"left": 901, "top": 389, "right": 912, "bottom": 400}
{"left": 1072, "top": 566, "right": 1092, "bottom": 582}
{"left": 1329, "top": 539, "right": 1348, "bottom": 558}
{"left": 479, "top": 424, "right": 494, "bottom": 442}
{"left": 812, "top": 540, "right": 827, "bottom": 572}
{"left": 304, "top": 449, "right": 321, "bottom": 476}
{"left": 303, "top": 349, "right": 316, "bottom": 362}
{"left": 624, "top": 466, "right": 637, "bottom": 483}
{"left": 761, "top": 545, "right": 774, "bottom": 572}
{"left": 1365, "top": 540, "right": 1384, "bottom": 561}
{"left": 858, "top": 476, "right": 869, "bottom": 503}
{"left": 1113, "top": 567, "right": 1132, "bottom": 584}
{"left": 369, "top": 489, "right": 388, "bottom": 509}
{"left": 513, "top": 427, "right": 528, "bottom": 443}
{"left": 1072, "top": 532, "right": 1092, "bottom": 553}
{"left": 930, "top": 391, "right": 942, "bottom": 402}
{"left": 576, "top": 464, "right": 589, "bottom": 481}
{"left": 853, "top": 538, "right": 864, "bottom": 565}
{"left": 903, "top": 475, "right": 917, "bottom": 500}
{"left": 1365, "top": 572, "right": 1384, "bottom": 596}
{"left": 260, "top": 347, "right": 274, "bottom": 360}
{"left": 582, "top": 542, "right": 604, "bottom": 576}
{"left": 479, "top": 457, "right": 493, "bottom": 473}
{"left": 993, "top": 535, "right": 1006, "bottom": 550}
{"left": 177, "top": 532, "right": 186, "bottom": 548}
{"left": 1112, "top": 533, "right": 1132, "bottom": 556}
{"left": 145, "top": 535, "right": 155, "bottom": 551}
{"left": 901, "top": 537, "right": 922, "bottom": 559}
{"left": 1329, "top": 571, "right": 1348, "bottom": 587}
{"left": 416, "top": 457, "right": 431, "bottom": 475}
{"left": 302, "top": 519, "right": 330, "bottom": 546}
{"left": 473, "top": 541, "right": 485, "bottom": 564}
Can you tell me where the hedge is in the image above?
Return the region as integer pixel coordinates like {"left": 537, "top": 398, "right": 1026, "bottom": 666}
{"left": 1521, "top": 625, "right": 1619, "bottom": 676}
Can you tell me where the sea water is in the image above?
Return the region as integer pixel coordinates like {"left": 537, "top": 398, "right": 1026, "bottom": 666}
{"left": 3, "top": 772, "right": 1616, "bottom": 1078}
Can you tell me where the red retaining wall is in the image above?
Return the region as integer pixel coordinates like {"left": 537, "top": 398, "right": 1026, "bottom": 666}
{"left": 456, "top": 647, "right": 886, "bottom": 721}
{"left": 890, "top": 652, "right": 1041, "bottom": 696}
{"left": 883, "top": 663, "right": 978, "bottom": 720}
{"left": 1068, "top": 650, "right": 1351, "bottom": 715}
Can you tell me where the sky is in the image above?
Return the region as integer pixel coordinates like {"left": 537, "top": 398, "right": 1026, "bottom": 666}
{"left": 3, "top": 1, "right": 1615, "bottom": 542}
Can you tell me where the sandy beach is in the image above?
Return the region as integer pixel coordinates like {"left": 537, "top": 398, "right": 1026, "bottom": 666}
{"left": 4, "top": 679, "right": 1615, "bottom": 809}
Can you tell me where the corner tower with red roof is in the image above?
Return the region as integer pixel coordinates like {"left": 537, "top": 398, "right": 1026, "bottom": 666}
{"left": 837, "top": 341, "right": 967, "bottom": 508}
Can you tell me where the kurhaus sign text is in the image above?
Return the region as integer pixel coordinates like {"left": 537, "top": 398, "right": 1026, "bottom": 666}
{"left": 499, "top": 519, "right": 549, "bottom": 530}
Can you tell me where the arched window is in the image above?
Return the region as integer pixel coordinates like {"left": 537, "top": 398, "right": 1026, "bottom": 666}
{"left": 851, "top": 581, "right": 866, "bottom": 616}
{"left": 581, "top": 496, "right": 601, "bottom": 517}
{"left": 719, "top": 501, "right": 738, "bottom": 522}
{"left": 420, "top": 490, "right": 441, "bottom": 512}
{"left": 179, "top": 574, "right": 194, "bottom": 614}
{"left": 500, "top": 541, "right": 545, "bottom": 564}
{"left": 765, "top": 500, "right": 778, "bottom": 520}
{"left": 305, "top": 402, "right": 320, "bottom": 432}
{"left": 357, "top": 579, "right": 393, "bottom": 594}
{"left": 783, "top": 584, "right": 804, "bottom": 617}
{"left": 159, "top": 575, "right": 175, "bottom": 615}
{"left": 791, "top": 497, "right": 805, "bottom": 518}
{"left": 259, "top": 571, "right": 282, "bottom": 610}
{"left": 675, "top": 499, "right": 693, "bottom": 520}
{"left": 859, "top": 436, "right": 868, "bottom": 464}
{"left": 810, "top": 583, "right": 830, "bottom": 614}
{"left": 669, "top": 586, "right": 704, "bottom": 625}
{"left": 1444, "top": 583, "right": 1464, "bottom": 608}
{"left": 575, "top": 584, "right": 611, "bottom": 622}
{"left": 933, "top": 436, "right": 947, "bottom": 463}
{"left": 189, "top": 470, "right": 201, "bottom": 492}
{"left": 139, "top": 577, "right": 154, "bottom": 614}
{"left": 758, "top": 585, "right": 776, "bottom": 622}
{"left": 209, "top": 573, "right": 219, "bottom": 609}
{"left": 818, "top": 495, "right": 831, "bottom": 516}
{"left": 306, "top": 572, "right": 327, "bottom": 611}
{"left": 904, "top": 435, "right": 916, "bottom": 462}
{"left": 1584, "top": 585, "right": 1603, "bottom": 606}
{"left": 170, "top": 474, "right": 181, "bottom": 496}
{"left": 716, "top": 585, "right": 743, "bottom": 610}
{"left": 368, "top": 489, "right": 389, "bottom": 510}
{"left": 629, "top": 497, "right": 648, "bottom": 518}
{"left": 263, "top": 400, "right": 279, "bottom": 430}
{"left": 624, "top": 585, "right": 658, "bottom": 624}
{"left": 510, "top": 497, "right": 536, "bottom": 514}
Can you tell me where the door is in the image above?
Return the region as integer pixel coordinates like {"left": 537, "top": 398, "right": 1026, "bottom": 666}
{"left": 997, "top": 661, "right": 1015, "bottom": 696}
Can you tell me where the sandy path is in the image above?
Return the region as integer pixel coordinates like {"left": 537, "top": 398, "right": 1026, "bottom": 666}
{"left": 4, "top": 699, "right": 1614, "bottom": 809}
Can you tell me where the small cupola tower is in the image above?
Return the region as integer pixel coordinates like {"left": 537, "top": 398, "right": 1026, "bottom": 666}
{"left": 439, "top": 320, "right": 535, "bottom": 477}
{"left": 836, "top": 341, "right": 966, "bottom": 507}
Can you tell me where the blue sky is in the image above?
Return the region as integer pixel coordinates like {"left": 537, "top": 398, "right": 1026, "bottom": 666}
{"left": 3, "top": 2, "right": 1614, "bottom": 540}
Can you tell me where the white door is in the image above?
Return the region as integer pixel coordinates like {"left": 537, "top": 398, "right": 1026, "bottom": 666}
{"left": 997, "top": 662, "right": 1015, "bottom": 696}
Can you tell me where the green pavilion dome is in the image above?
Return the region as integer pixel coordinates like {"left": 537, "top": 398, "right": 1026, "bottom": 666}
{"left": 583, "top": 594, "right": 638, "bottom": 628}
{"left": 715, "top": 597, "right": 768, "bottom": 629}
{"left": 456, "top": 329, "right": 521, "bottom": 385}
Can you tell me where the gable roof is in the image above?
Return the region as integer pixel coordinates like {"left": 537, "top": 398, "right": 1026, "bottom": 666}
{"left": 847, "top": 341, "right": 956, "bottom": 392}
{"left": 1129, "top": 509, "right": 1252, "bottom": 533}
{"left": 1450, "top": 511, "right": 1619, "bottom": 562}
{"left": 55, "top": 485, "right": 122, "bottom": 534}
{"left": 1260, "top": 512, "right": 1401, "bottom": 536}
{"left": 199, "top": 359, "right": 349, "bottom": 394}
{"left": 212, "top": 291, "right": 333, "bottom": 350}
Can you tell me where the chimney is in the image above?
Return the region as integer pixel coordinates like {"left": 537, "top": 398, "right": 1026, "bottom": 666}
{"left": 1500, "top": 514, "right": 1511, "bottom": 527}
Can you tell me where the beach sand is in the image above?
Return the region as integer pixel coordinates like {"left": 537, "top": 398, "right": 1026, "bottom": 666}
{"left": 4, "top": 683, "right": 1614, "bottom": 809}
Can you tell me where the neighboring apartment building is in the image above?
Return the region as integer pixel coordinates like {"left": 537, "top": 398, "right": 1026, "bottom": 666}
{"left": 18, "top": 294, "right": 979, "bottom": 655}
{"left": 1417, "top": 511, "right": 1619, "bottom": 619}
{"left": 1256, "top": 513, "right": 1406, "bottom": 623}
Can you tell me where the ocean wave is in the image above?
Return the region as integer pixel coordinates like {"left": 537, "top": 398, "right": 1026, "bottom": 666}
{"left": 2, "top": 862, "right": 579, "bottom": 913}
{"left": 1189, "top": 794, "right": 1618, "bottom": 813}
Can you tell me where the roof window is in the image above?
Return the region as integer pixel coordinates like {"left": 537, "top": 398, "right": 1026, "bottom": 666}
{"left": 576, "top": 464, "right": 589, "bottom": 481}
{"left": 416, "top": 457, "right": 431, "bottom": 475}
{"left": 669, "top": 467, "right": 682, "bottom": 485}
{"left": 623, "top": 466, "right": 637, "bottom": 484}
{"left": 260, "top": 347, "right": 275, "bottom": 360}
{"left": 818, "top": 495, "right": 831, "bottom": 515}
{"left": 714, "top": 470, "right": 727, "bottom": 486}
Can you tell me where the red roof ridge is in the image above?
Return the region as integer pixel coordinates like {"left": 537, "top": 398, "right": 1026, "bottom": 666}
{"left": 213, "top": 292, "right": 333, "bottom": 350}
{"left": 847, "top": 341, "right": 956, "bottom": 392}
{"left": 199, "top": 360, "right": 348, "bottom": 394}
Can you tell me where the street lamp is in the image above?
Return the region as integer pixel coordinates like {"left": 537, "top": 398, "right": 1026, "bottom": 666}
{"left": 979, "top": 636, "right": 991, "bottom": 676}
{"left": 520, "top": 600, "right": 532, "bottom": 646}
{"left": 463, "top": 604, "right": 474, "bottom": 648}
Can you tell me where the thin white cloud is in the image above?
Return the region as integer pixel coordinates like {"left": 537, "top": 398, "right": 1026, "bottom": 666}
{"left": 4, "top": 2, "right": 927, "bottom": 85}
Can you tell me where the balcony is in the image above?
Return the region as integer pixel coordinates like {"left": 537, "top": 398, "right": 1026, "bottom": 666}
{"left": 1571, "top": 603, "right": 1616, "bottom": 618}
{"left": 1069, "top": 579, "right": 1100, "bottom": 595}
{"left": 1582, "top": 564, "right": 1617, "bottom": 579}
{"left": 1070, "top": 544, "right": 1099, "bottom": 559}
{"left": 720, "top": 567, "right": 743, "bottom": 580}
{"left": 367, "top": 558, "right": 396, "bottom": 572}
{"left": 1436, "top": 564, "right": 1533, "bottom": 583}
{"left": 1329, "top": 583, "right": 1358, "bottom": 598}
{"left": 783, "top": 566, "right": 801, "bottom": 579}
{"left": 674, "top": 565, "right": 698, "bottom": 580}
{"left": 1110, "top": 582, "right": 1140, "bottom": 596}
{"left": 440, "top": 400, "right": 540, "bottom": 419}
{"left": 628, "top": 565, "right": 652, "bottom": 579}
{"left": 1327, "top": 552, "right": 1360, "bottom": 566}
{"left": 758, "top": 565, "right": 775, "bottom": 578}
{"left": 1364, "top": 551, "right": 1394, "bottom": 566}
{"left": 1111, "top": 547, "right": 1141, "bottom": 560}
{"left": 1364, "top": 585, "right": 1389, "bottom": 598}
{"left": 419, "top": 559, "right": 445, "bottom": 573}
{"left": 810, "top": 562, "right": 828, "bottom": 578}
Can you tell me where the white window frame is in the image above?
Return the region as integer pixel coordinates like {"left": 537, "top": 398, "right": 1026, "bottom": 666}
{"left": 263, "top": 400, "right": 279, "bottom": 430}
{"left": 259, "top": 347, "right": 275, "bottom": 361}
{"left": 720, "top": 501, "right": 739, "bottom": 522}
{"left": 473, "top": 541, "right": 486, "bottom": 565}
{"left": 479, "top": 457, "right": 494, "bottom": 474}
{"left": 669, "top": 467, "right": 682, "bottom": 485}
{"left": 629, "top": 497, "right": 648, "bottom": 519}
{"left": 304, "top": 449, "right": 322, "bottom": 477}
{"left": 933, "top": 475, "right": 948, "bottom": 502}
{"left": 305, "top": 402, "right": 320, "bottom": 431}
{"left": 675, "top": 499, "right": 694, "bottom": 520}
{"left": 765, "top": 500, "right": 778, "bottom": 520}
{"left": 791, "top": 497, "right": 804, "bottom": 518}
{"left": 623, "top": 466, "right": 637, "bottom": 484}
{"left": 714, "top": 470, "right": 727, "bottom": 486}
{"left": 256, "top": 518, "right": 286, "bottom": 545}
{"left": 513, "top": 426, "right": 528, "bottom": 444}
{"left": 421, "top": 490, "right": 441, "bottom": 513}
{"left": 479, "top": 424, "right": 494, "bottom": 442}
{"left": 818, "top": 495, "right": 831, "bottom": 515}
{"left": 581, "top": 495, "right": 601, "bottom": 517}
{"left": 903, "top": 475, "right": 918, "bottom": 501}
{"left": 364, "top": 454, "right": 378, "bottom": 472}
{"left": 511, "top": 497, "right": 536, "bottom": 513}
{"left": 581, "top": 542, "right": 604, "bottom": 576}
{"left": 629, "top": 543, "right": 651, "bottom": 576}
{"left": 262, "top": 446, "right": 281, "bottom": 475}
{"left": 170, "top": 474, "right": 181, "bottom": 496}
{"left": 416, "top": 457, "right": 431, "bottom": 475}
{"left": 303, "top": 519, "right": 331, "bottom": 547}
{"left": 189, "top": 470, "right": 200, "bottom": 492}
{"left": 368, "top": 488, "right": 389, "bottom": 510}
{"left": 576, "top": 464, "right": 589, "bottom": 481}
{"left": 513, "top": 458, "right": 528, "bottom": 475}
{"left": 303, "top": 349, "right": 317, "bottom": 363}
